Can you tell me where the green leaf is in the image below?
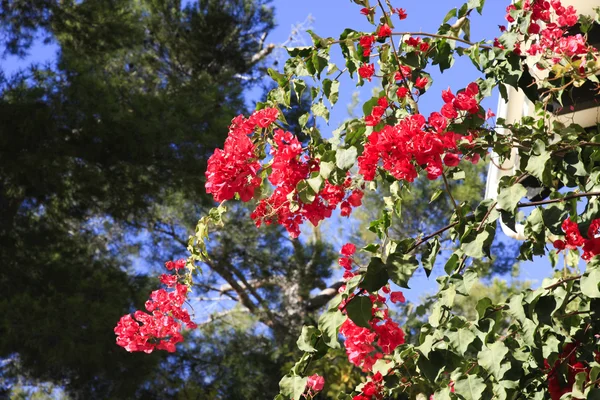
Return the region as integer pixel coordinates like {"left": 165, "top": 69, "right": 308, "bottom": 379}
{"left": 335, "top": 146, "right": 358, "bottom": 170}
{"left": 476, "top": 297, "right": 493, "bottom": 319}
{"left": 346, "top": 296, "right": 373, "bottom": 329}
{"left": 421, "top": 237, "right": 440, "bottom": 277}
{"left": 542, "top": 334, "right": 560, "bottom": 359}
{"left": 442, "top": 8, "right": 458, "bottom": 23}
{"left": 497, "top": 183, "right": 527, "bottom": 211}
{"left": 311, "top": 101, "right": 329, "bottom": 122}
{"left": 461, "top": 225, "right": 494, "bottom": 259}
{"left": 307, "top": 175, "right": 323, "bottom": 194}
{"left": 581, "top": 260, "right": 600, "bottom": 298}
{"left": 279, "top": 375, "right": 307, "bottom": 400}
{"left": 478, "top": 341, "right": 509, "bottom": 379}
{"left": 526, "top": 139, "right": 551, "bottom": 184}
{"left": 463, "top": 269, "right": 478, "bottom": 294}
{"left": 447, "top": 328, "right": 477, "bottom": 355}
{"left": 506, "top": 294, "right": 527, "bottom": 324}
{"left": 430, "top": 188, "right": 444, "bottom": 203}
{"left": 360, "top": 257, "right": 389, "bottom": 292}
{"left": 268, "top": 68, "right": 288, "bottom": 87}
{"left": 371, "top": 359, "right": 395, "bottom": 376}
{"left": 386, "top": 253, "right": 419, "bottom": 288}
{"left": 572, "top": 371, "right": 588, "bottom": 398}
{"left": 455, "top": 375, "right": 486, "bottom": 400}
{"left": 296, "top": 325, "right": 319, "bottom": 353}
{"left": 468, "top": 0, "right": 485, "bottom": 14}
{"left": 318, "top": 310, "right": 346, "bottom": 349}
{"left": 323, "top": 79, "right": 340, "bottom": 105}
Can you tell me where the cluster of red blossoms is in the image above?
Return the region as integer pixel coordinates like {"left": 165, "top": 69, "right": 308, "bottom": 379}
{"left": 503, "top": 0, "right": 591, "bottom": 64}
{"left": 553, "top": 218, "right": 600, "bottom": 261}
{"left": 250, "top": 129, "right": 363, "bottom": 237}
{"left": 352, "top": 372, "right": 386, "bottom": 400}
{"left": 205, "top": 108, "right": 279, "bottom": 202}
{"left": 114, "top": 259, "right": 197, "bottom": 353}
{"left": 337, "top": 243, "right": 406, "bottom": 382}
{"left": 205, "top": 108, "right": 364, "bottom": 238}
{"left": 357, "top": 83, "right": 482, "bottom": 182}
{"left": 544, "top": 341, "right": 600, "bottom": 400}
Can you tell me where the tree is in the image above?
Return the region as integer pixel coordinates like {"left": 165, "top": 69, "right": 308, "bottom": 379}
{"left": 0, "top": 0, "right": 278, "bottom": 398}
{"left": 150, "top": 0, "right": 600, "bottom": 399}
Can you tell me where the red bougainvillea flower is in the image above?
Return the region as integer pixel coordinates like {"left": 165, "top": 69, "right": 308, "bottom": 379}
{"left": 359, "top": 64, "right": 376, "bottom": 81}
{"left": 115, "top": 261, "right": 197, "bottom": 354}
{"left": 395, "top": 8, "right": 407, "bottom": 20}
{"left": 165, "top": 259, "right": 186, "bottom": 271}
{"left": 415, "top": 76, "right": 428, "bottom": 89}
{"left": 205, "top": 109, "right": 279, "bottom": 202}
{"left": 562, "top": 219, "right": 585, "bottom": 249}
{"left": 307, "top": 374, "right": 325, "bottom": 392}
{"left": 341, "top": 243, "right": 357, "bottom": 257}
{"left": 377, "top": 23, "right": 392, "bottom": 38}
{"left": 390, "top": 291, "right": 406, "bottom": 304}
{"left": 359, "top": 35, "right": 376, "bottom": 57}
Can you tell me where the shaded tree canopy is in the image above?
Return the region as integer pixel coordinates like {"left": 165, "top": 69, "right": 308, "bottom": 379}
{"left": 0, "top": 0, "right": 277, "bottom": 398}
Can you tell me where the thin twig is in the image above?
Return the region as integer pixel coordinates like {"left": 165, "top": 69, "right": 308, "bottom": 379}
{"left": 405, "top": 221, "right": 459, "bottom": 253}
{"left": 544, "top": 275, "right": 581, "bottom": 290}
{"left": 517, "top": 192, "right": 600, "bottom": 208}
{"left": 442, "top": 171, "right": 459, "bottom": 214}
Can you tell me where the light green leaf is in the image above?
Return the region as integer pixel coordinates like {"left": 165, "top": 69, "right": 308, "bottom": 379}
{"left": 478, "top": 341, "right": 509, "bottom": 379}
{"left": 497, "top": 183, "right": 527, "bottom": 211}
{"left": 335, "top": 146, "right": 358, "bottom": 170}
{"left": 296, "top": 325, "right": 319, "bottom": 353}
{"left": 447, "top": 328, "right": 476, "bottom": 355}
{"left": 581, "top": 261, "right": 600, "bottom": 298}
{"left": 279, "top": 375, "right": 307, "bottom": 400}
{"left": 311, "top": 101, "right": 329, "bottom": 122}
{"left": 372, "top": 359, "right": 395, "bottom": 376}
{"left": 463, "top": 269, "right": 478, "bottom": 294}
{"left": 455, "top": 375, "right": 486, "bottom": 400}
{"left": 318, "top": 310, "right": 346, "bottom": 349}
{"left": 572, "top": 371, "right": 588, "bottom": 398}
{"left": 323, "top": 79, "right": 340, "bottom": 105}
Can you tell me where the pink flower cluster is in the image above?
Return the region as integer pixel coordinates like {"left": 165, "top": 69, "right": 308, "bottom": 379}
{"left": 505, "top": 0, "right": 591, "bottom": 64}
{"left": 553, "top": 218, "right": 600, "bottom": 261}
{"left": 306, "top": 374, "right": 325, "bottom": 396}
{"left": 357, "top": 83, "right": 481, "bottom": 182}
{"left": 205, "top": 108, "right": 279, "bottom": 202}
{"left": 114, "top": 259, "right": 197, "bottom": 353}
{"left": 251, "top": 129, "right": 362, "bottom": 237}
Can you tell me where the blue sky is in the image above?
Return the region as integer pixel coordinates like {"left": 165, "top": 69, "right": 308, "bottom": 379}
{"left": 0, "top": 0, "right": 558, "bottom": 306}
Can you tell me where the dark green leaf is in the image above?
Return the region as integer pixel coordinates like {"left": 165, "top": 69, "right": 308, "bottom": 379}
{"left": 346, "top": 296, "right": 373, "bottom": 329}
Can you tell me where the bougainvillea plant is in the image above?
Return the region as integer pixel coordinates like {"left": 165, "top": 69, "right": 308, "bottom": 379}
{"left": 116, "top": 0, "right": 600, "bottom": 398}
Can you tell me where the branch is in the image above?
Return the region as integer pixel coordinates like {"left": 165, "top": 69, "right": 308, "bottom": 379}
{"left": 218, "top": 277, "right": 277, "bottom": 294}
{"left": 406, "top": 221, "right": 459, "bottom": 253}
{"left": 330, "top": 31, "right": 491, "bottom": 50}
{"left": 544, "top": 275, "right": 581, "bottom": 290}
{"left": 250, "top": 43, "right": 275, "bottom": 64}
{"left": 306, "top": 281, "right": 345, "bottom": 311}
{"left": 197, "top": 308, "right": 250, "bottom": 328}
{"left": 517, "top": 192, "right": 600, "bottom": 208}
